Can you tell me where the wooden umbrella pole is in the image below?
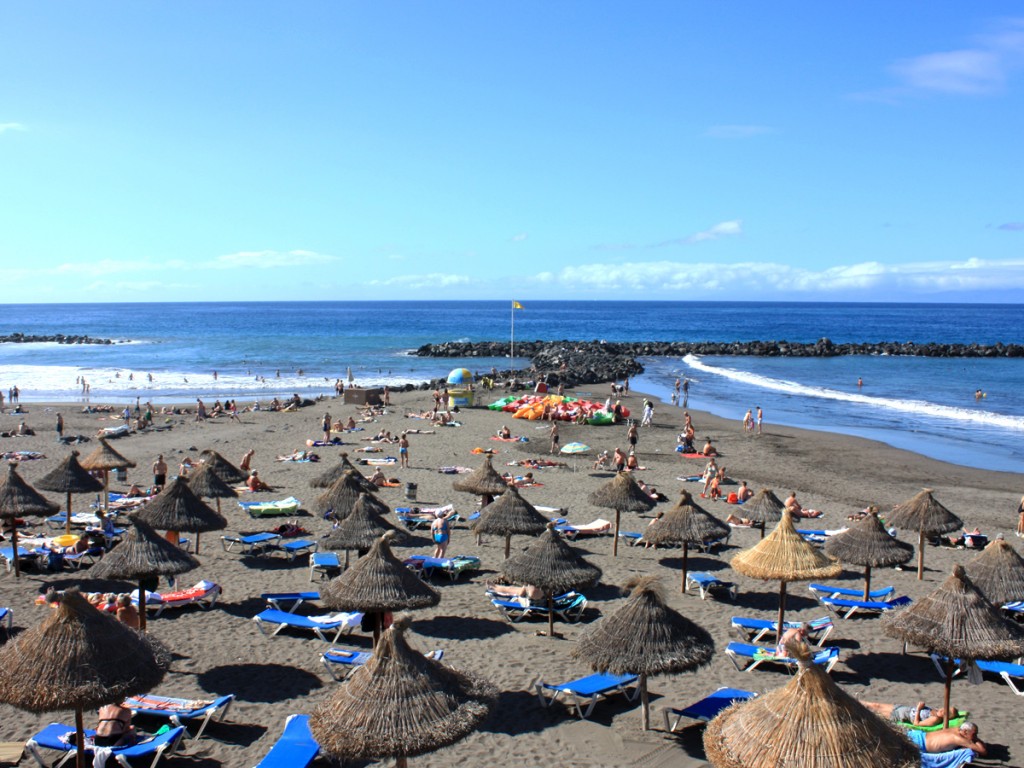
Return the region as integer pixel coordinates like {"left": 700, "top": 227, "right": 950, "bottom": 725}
{"left": 681, "top": 542, "right": 689, "bottom": 594}
{"left": 613, "top": 509, "right": 620, "bottom": 557}
{"left": 103, "top": 470, "right": 110, "bottom": 516}
{"left": 373, "top": 612, "right": 382, "bottom": 649}
{"left": 11, "top": 525, "right": 20, "bottom": 578}
{"left": 396, "top": 756, "right": 408, "bottom": 768}
{"left": 639, "top": 673, "right": 650, "bottom": 730}
{"left": 138, "top": 579, "right": 147, "bottom": 632}
{"left": 504, "top": 534, "right": 511, "bottom": 560}
{"left": 75, "top": 705, "right": 86, "bottom": 768}
{"left": 917, "top": 529, "right": 925, "bottom": 580}
{"left": 66, "top": 492, "right": 73, "bottom": 536}
{"left": 863, "top": 564, "right": 872, "bottom": 602}
{"left": 759, "top": 523, "right": 766, "bottom": 540}
{"left": 943, "top": 659, "right": 954, "bottom": 728}
{"left": 777, "top": 581, "right": 787, "bottom": 640}
{"left": 195, "top": 531, "right": 201, "bottom": 554}
{"left": 547, "top": 595, "right": 555, "bottom": 639}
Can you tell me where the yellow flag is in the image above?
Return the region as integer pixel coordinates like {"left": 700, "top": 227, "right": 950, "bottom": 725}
{"left": 512, "top": 300, "right": 524, "bottom": 310}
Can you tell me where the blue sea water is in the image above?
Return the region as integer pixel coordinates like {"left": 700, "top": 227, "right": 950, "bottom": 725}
{"left": 1, "top": 301, "right": 1022, "bottom": 473}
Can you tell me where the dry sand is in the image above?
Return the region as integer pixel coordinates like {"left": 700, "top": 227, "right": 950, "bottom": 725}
{"left": 1, "top": 387, "right": 1022, "bottom": 767}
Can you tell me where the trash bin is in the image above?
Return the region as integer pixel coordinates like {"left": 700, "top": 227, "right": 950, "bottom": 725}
{"left": 405, "top": 482, "right": 418, "bottom": 501}
{"left": 115, "top": 467, "right": 128, "bottom": 482}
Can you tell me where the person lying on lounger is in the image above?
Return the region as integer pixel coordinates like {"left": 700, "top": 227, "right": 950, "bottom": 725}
{"left": 90, "top": 704, "right": 137, "bottom": 748}
{"left": 861, "top": 701, "right": 961, "bottom": 728}
{"left": 487, "top": 583, "right": 544, "bottom": 600}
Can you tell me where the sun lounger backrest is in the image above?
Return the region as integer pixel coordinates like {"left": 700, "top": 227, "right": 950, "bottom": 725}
{"left": 254, "top": 714, "right": 319, "bottom": 768}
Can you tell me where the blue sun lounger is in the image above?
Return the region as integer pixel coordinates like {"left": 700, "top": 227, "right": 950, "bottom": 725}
{"left": 819, "top": 595, "right": 911, "bottom": 619}
{"left": 123, "top": 693, "right": 235, "bottom": 740}
{"left": 321, "top": 647, "right": 445, "bottom": 680}
{"left": 275, "top": 539, "right": 317, "bottom": 561}
{"left": 253, "top": 714, "right": 319, "bottom": 768}
{"left": 663, "top": 687, "right": 757, "bottom": 732}
{"left": 534, "top": 672, "right": 640, "bottom": 719}
{"left": 309, "top": 552, "right": 341, "bottom": 581}
{"left": 930, "top": 653, "right": 1024, "bottom": 696}
{"left": 0, "top": 607, "right": 11, "bottom": 637}
{"left": 253, "top": 609, "right": 363, "bottom": 643}
{"left": 26, "top": 723, "right": 185, "bottom": 768}
{"left": 686, "top": 571, "right": 737, "bottom": 601}
{"left": 809, "top": 583, "right": 895, "bottom": 600}
{"left": 261, "top": 591, "right": 321, "bottom": 613}
{"left": 490, "top": 591, "right": 588, "bottom": 624}
{"left": 220, "top": 532, "right": 281, "bottom": 555}
{"left": 730, "top": 616, "right": 834, "bottom": 647}
{"left": 725, "top": 642, "right": 840, "bottom": 674}
{"left": 0, "top": 546, "right": 37, "bottom": 573}
{"left": 404, "top": 554, "right": 481, "bottom": 581}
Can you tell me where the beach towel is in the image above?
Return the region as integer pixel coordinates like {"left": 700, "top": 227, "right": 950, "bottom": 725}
{"left": 490, "top": 436, "right": 528, "bottom": 442}
{"left": 0, "top": 451, "right": 45, "bottom": 461}
{"left": 470, "top": 447, "right": 498, "bottom": 455}
{"left": 306, "top": 438, "right": 344, "bottom": 447}
{"left": 438, "top": 466, "right": 473, "bottom": 474}
{"left": 358, "top": 457, "right": 397, "bottom": 466}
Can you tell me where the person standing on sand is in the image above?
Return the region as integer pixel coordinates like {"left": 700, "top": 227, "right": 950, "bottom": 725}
{"left": 398, "top": 432, "right": 410, "bottom": 468}
{"left": 682, "top": 378, "right": 689, "bottom": 406}
{"left": 322, "top": 412, "right": 332, "bottom": 443}
{"left": 742, "top": 409, "right": 753, "bottom": 432}
{"left": 626, "top": 423, "right": 639, "bottom": 453}
{"left": 549, "top": 422, "right": 560, "bottom": 455}
{"left": 756, "top": 406, "right": 763, "bottom": 435}
{"left": 152, "top": 454, "right": 167, "bottom": 490}
{"left": 55, "top": 413, "right": 63, "bottom": 441}
{"left": 1016, "top": 493, "right": 1024, "bottom": 538}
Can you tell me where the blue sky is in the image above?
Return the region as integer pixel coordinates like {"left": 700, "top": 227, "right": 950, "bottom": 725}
{"left": 2, "top": 3, "right": 1023, "bottom": 303}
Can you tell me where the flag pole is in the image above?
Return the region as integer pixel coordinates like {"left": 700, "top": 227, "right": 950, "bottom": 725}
{"left": 510, "top": 300, "right": 515, "bottom": 366}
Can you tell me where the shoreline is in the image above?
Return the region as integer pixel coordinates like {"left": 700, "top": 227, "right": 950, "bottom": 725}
{"left": 1, "top": 384, "right": 1022, "bottom": 767}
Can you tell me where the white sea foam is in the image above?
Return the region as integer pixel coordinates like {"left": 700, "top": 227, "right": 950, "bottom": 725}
{"left": 683, "top": 354, "right": 1024, "bottom": 432}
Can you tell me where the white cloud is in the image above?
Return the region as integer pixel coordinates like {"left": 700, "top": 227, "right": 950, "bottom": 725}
{"left": 704, "top": 125, "right": 772, "bottom": 139}
{"left": 533, "top": 256, "right": 1024, "bottom": 295}
{"left": 214, "top": 249, "right": 337, "bottom": 269}
{"left": 0, "top": 123, "right": 26, "bottom": 134}
{"left": 889, "top": 17, "right": 1024, "bottom": 95}
{"left": 652, "top": 220, "right": 743, "bottom": 248}
{"left": 366, "top": 273, "right": 471, "bottom": 290}
{"left": 511, "top": 233, "right": 528, "bottom": 243}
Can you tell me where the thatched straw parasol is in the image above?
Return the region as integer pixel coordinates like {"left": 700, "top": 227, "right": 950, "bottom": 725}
{"left": 573, "top": 576, "right": 713, "bottom": 729}
{"left": 310, "top": 614, "right": 496, "bottom": 768}
{"left": 883, "top": 563, "right": 1024, "bottom": 726}
{"left": 965, "top": 536, "right": 1024, "bottom": 605}
{"left": 317, "top": 470, "right": 371, "bottom": 521}
{"left": 472, "top": 484, "right": 549, "bottom": 559}
{"left": 642, "top": 490, "right": 730, "bottom": 592}
{"left": 311, "top": 452, "right": 377, "bottom": 493}
{"left": 198, "top": 449, "right": 248, "bottom": 485}
{"left": 90, "top": 517, "right": 200, "bottom": 631}
{"left": 79, "top": 438, "right": 136, "bottom": 517}
{"left": 742, "top": 488, "right": 785, "bottom": 539}
{"left": 452, "top": 455, "right": 508, "bottom": 507}
{"left": 588, "top": 471, "right": 655, "bottom": 556}
{"left": 321, "top": 531, "right": 440, "bottom": 646}
{"left": 885, "top": 489, "right": 962, "bottom": 580}
{"left": 703, "top": 641, "right": 919, "bottom": 768}
{"left": 500, "top": 523, "right": 602, "bottom": 638}
{"left": 824, "top": 511, "right": 914, "bottom": 600}
{"left": 184, "top": 462, "right": 239, "bottom": 522}
{"left": 36, "top": 450, "right": 105, "bottom": 536}
{"left": 133, "top": 476, "right": 226, "bottom": 554}
{"left": 0, "top": 589, "right": 170, "bottom": 768}
{"left": 0, "top": 462, "right": 60, "bottom": 578}
{"left": 731, "top": 509, "right": 842, "bottom": 634}
{"left": 324, "top": 493, "right": 406, "bottom": 557}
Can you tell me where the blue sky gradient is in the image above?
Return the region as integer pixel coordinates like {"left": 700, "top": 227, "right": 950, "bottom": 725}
{"left": 2, "top": 3, "right": 1023, "bottom": 302}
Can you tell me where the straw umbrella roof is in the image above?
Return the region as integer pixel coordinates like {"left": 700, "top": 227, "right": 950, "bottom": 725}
{"left": 588, "top": 471, "right": 656, "bottom": 514}
{"left": 317, "top": 470, "right": 370, "bottom": 519}
{"left": 472, "top": 485, "right": 549, "bottom": 539}
{"left": 321, "top": 531, "right": 440, "bottom": 614}
{"left": 499, "top": 523, "right": 602, "bottom": 596}
{"left": 0, "top": 462, "right": 60, "bottom": 519}
{"left": 824, "top": 512, "right": 913, "bottom": 568}
{"left": 133, "top": 476, "right": 227, "bottom": 533}
{"left": 731, "top": 510, "right": 841, "bottom": 582}
{"left": 90, "top": 517, "right": 201, "bottom": 581}
{"left": 35, "top": 450, "right": 105, "bottom": 495}
{"left": 79, "top": 438, "right": 136, "bottom": 471}
{"left": 965, "top": 537, "right": 1024, "bottom": 605}
{"left": 310, "top": 615, "right": 497, "bottom": 763}
{"left": 575, "top": 576, "right": 714, "bottom": 675}
{"left": 198, "top": 449, "right": 247, "bottom": 485}
{"left": 882, "top": 563, "right": 1024, "bottom": 660}
{"left": 452, "top": 455, "right": 509, "bottom": 497}
{"left": 742, "top": 488, "right": 785, "bottom": 525}
{"left": 886, "top": 488, "right": 962, "bottom": 535}
{"left": 185, "top": 462, "right": 239, "bottom": 501}
{"left": 311, "top": 452, "right": 377, "bottom": 493}
{"left": 642, "top": 490, "right": 729, "bottom": 547}
{"left": 703, "top": 642, "right": 919, "bottom": 768}
{"left": 0, "top": 589, "right": 170, "bottom": 712}
{"left": 324, "top": 493, "right": 407, "bottom": 552}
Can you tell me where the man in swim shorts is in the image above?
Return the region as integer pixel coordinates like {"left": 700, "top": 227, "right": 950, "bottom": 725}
{"left": 907, "top": 722, "right": 986, "bottom": 756}
{"left": 398, "top": 432, "right": 410, "bottom": 468}
{"left": 861, "top": 700, "right": 959, "bottom": 728}
{"left": 152, "top": 454, "right": 167, "bottom": 490}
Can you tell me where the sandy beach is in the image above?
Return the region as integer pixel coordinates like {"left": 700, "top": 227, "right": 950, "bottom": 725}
{"left": 1, "top": 387, "right": 1021, "bottom": 768}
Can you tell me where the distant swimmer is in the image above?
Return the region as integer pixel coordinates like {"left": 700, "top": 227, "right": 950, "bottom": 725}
{"left": 975, "top": 389, "right": 985, "bottom": 400}
{"left": 857, "top": 377, "right": 863, "bottom": 388}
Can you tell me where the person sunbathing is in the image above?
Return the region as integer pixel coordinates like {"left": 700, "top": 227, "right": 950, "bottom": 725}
{"left": 592, "top": 450, "right": 610, "bottom": 470}
{"left": 725, "top": 513, "right": 754, "bottom": 526}
{"left": 246, "top": 470, "right": 273, "bottom": 492}
{"left": 861, "top": 701, "right": 960, "bottom": 728}
{"left": 949, "top": 527, "right": 984, "bottom": 547}
{"left": 736, "top": 481, "right": 753, "bottom": 502}
{"left": 785, "top": 492, "right": 823, "bottom": 518}
{"left": 369, "top": 468, "right": 388, "bottom": 487}
{"left": 913, "top": 722, "right": 986, "bottom": 756}
{"left": 775, "top": 623, "right": 809, "bottom": 657}
{"left": 92, "top": 703, "right": 137, "bottom": 748}
{"left": 701, "top": 439, "right": 718, "bottom": 457}
{"left": 497, "top": 425, "right": 512, "bottom": 439}
{"left": 626, "top": 452, "right": 646, "bottom": 471}
{"left": 116, "top": 594, "right": 140, "bottom": 630}
{"left": 488, "top": 583, "right": 545, "bottom": 601}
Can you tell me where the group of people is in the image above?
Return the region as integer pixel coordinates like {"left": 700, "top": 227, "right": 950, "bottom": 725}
{"left": 741, "top": 406, "right": 763, "bottom": 434}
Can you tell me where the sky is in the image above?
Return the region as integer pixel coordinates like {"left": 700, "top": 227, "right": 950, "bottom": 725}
{"left": 2, "top": 3, "right": 1023, "bottom": 303}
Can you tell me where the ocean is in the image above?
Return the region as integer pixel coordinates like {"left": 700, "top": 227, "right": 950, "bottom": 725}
{"left": 1, "top": 301, "right": 1022, "bottom": 473}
